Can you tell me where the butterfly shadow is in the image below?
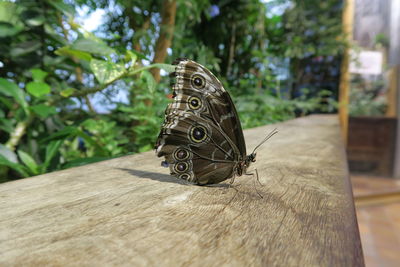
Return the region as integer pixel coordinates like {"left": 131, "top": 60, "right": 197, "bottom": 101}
{"left": 117, "top": 168, "right": 189, "bottom": 185}
{"left": 117, "top": 168, "right": 231, "bottom": 188}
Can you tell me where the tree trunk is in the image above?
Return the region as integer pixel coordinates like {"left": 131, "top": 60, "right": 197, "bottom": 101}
{"left": 150, "top": 0, "right": 177, "bottom": 83}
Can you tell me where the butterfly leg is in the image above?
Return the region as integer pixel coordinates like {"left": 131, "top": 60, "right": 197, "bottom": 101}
{"left": 215, "top": 176, "right": 240, "bottom": 196}
{"left": 229, "top": 174, "right": 236, "bottom": 185}
{"left": 226, "top": 174, "right": 241, "bottom": 194}
{"left": 245, "top": 168, "right": 263, "bottom": 186}
{"left": 255, "top": 168, "right": 262, "bottom": 186}
{"left": 245, "top": 169, "right": 264, "bottom": 198}
{"left": 254, "top": 176, "right": 263, "bottom": 198}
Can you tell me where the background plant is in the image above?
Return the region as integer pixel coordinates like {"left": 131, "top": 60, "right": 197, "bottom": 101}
{"left": 0, "top": 0, "right": 344, "bottom": 182}
{"left": 349, "top": 74, "right": 387, "bottom": 116}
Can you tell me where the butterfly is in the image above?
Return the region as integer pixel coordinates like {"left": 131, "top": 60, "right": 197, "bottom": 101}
{"left": 155, "top": 58, "right": 276, "bottom": 185}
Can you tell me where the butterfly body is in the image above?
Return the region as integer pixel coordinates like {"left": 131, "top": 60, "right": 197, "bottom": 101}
{"left": 155, "top": 59, "right": 256, "bottom": 185}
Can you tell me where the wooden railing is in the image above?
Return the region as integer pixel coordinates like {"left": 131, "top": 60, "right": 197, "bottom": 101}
{"left": 0, "top": 115, "right": 364, "bottom": 266}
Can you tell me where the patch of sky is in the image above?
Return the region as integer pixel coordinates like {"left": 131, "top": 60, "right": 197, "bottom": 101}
{"left": 76, "top": 6, "right": 106, "bottom": 32}
{"left": 208, "top": 5, "right": 220, "bottom": 18}
{"left": 75, "top": 5, "right": 131, "bottom": 113}
{"left": 261, "top": 0, "right": 292, "bottom": 18}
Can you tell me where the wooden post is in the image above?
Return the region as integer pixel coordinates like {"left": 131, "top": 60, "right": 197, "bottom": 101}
{"left": 338, "top": 0, "right": 354, "bottom": 146}
{"left": 386, "top": 65, "right": 399, "bottom": 117}
{"left": 390, "top": 0, "right": 400, "bottom": 178}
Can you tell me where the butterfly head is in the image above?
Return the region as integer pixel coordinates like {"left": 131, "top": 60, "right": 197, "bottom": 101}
{"left": 246, "top": 152, "right": 257, "bottom": 164}
{"left": 236, "top": 153, "right": 257, "bottom": 176}
{"left": 244, "top": 152, "right": 257, "bottom": 169}
{"left": 237, "top": 129, "right": 278, "bottom": 177}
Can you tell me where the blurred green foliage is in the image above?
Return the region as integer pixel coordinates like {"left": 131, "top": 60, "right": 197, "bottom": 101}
{"left": 349, "top": 75, "right": 387, "bottom": 116}
{"left": 0, "top": 0, "right": 344, "bottom": 181}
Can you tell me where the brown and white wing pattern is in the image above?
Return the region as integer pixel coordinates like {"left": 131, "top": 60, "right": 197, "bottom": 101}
{"left": 155, "top": 59, "right": 247, "bottom": 185}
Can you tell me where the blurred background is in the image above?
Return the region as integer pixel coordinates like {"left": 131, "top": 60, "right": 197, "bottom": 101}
{"left": 0, "top": 0, "right": 399, "bottom": 266}
{"left": 0, "top": 0, "right": 345, "bottom": 180}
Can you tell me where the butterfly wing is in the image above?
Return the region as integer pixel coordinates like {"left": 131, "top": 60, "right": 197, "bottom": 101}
{"left": 171, "top": 59, "right": 247, "bottom": 157}
{"left": 156, "top": 113, "right": 237, "bottom": 184}
{"left": 155, "top": 59, "right": 246, "bottom": 184}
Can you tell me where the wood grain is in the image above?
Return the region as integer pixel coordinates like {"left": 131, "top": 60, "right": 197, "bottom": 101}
{"left": 0, "top": 115, "right": 364, "bottom": 266}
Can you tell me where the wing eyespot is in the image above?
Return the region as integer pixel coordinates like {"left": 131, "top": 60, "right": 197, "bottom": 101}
{"left": 173, "top": 148, "right": 190, "bottom": 161}
{"left": 174, "top": 162, "right": 189, "bottom": 173}
{"left": 191, "top": 74, "right": 206, "bottom": 89}
{"left": 179, "top": 173, "right": 190, "bottom": 180}
{"left": 188, "top": 96, "right": 202, "bottom": 110}
{"left": 189, "top": 125, "right": 208, "bottom": 143}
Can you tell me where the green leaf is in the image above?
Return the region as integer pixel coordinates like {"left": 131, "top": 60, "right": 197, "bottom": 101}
{"left": 55, "top": 46, "right": 92, "bottom": 61}
{"left": 46, "top": 0, "right": 75, "bottom": 17}
{"left": 17, "top": 150, "right": 39, "bottom": 175}
{"left": 60, "top": 88, "right": 76, "bottom": 97}
{"left": 139, "top": 144, "right": 152, "bottom": 153}
{"left": 0, "top": 154, "right": 29, "bottom": 177}
{"left": 26, "top": 16, "right": 45, "bottom": 27}
{"left": 0, "top": 78, "right": 28, "bottom": 113}
{"left": 10, "top": 41, "right": 41, "bottom": 58}
{"left": 40, "top": 126, "right": 78, "bottom": 143}
{"left": 43, "top": 140, "right": 63, "bottom": 170}
{"left": 31, "top": 69, "right": 48, "bottom": 83}
{"left": 0, "top": 118, "right": 14, "bottom": 133}
{"left": 130, "top": 63, "right": 175, "bottom": 75}
{"left": 26, "top": 82, "right": 51, "bottom": 97}
{"left": 125, "top": 50, "right": 137, "bottom": 65}
{"left": 129, "top": 50, "right": 149, "bottom": 60}
{"left": 80, "top": 118, "right": 97, "bottom": 130}
{"left": 0, "top": 96, "right": 13, "bottom": 109}
{"left": 0, "top": 2, "right": 21, "bottom": 25}
{"left": 141, "top": 71, "right": 156, "bottom": 93}
{"left": 0, "top": 144, "right": 17, "bottom": 163}
{"left": 43, "top": 54, "right": 65, "bottom": 67}
{"left": 0, "top": 2, "right": 24, "bottom": 41}
{"left": 71, "top": 38, "right": 115, "bottom": 56}
{"left": 44, "top": 24, "right": 67, "bottom": 46}
{"left": 90, "top": 59, "right": 126, "bottom": 84}
{"left": 30, "top": 104, "right": 57, "bottom": 118}
{"left": 0, "top": 22, "right": 23, "bottom": 37}
{"left": 76, "top": 129, "right": 108, "bottom": 155}
{"left": 149, "top": 63, "right": 176, "bottom": 73}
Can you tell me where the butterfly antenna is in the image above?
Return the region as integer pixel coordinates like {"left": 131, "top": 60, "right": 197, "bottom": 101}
{"left": 252, "top": 128, "right": 278, "bottom": 154}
